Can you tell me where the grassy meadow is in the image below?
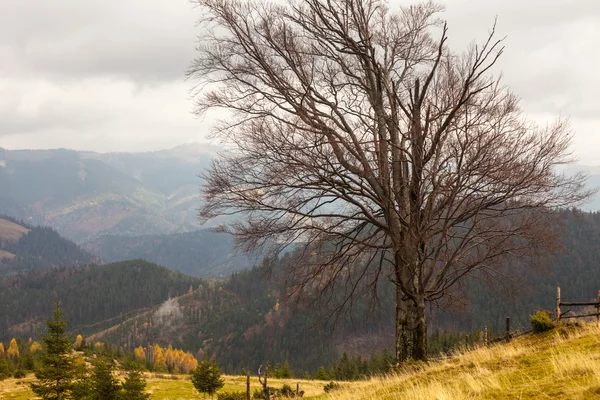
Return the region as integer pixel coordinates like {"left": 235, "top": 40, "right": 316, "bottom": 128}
{"left": 0, "top": 373, "right": 336, "bottom": 400}
{"left": 4, "top": 323, "right": 600, "bottom": 399}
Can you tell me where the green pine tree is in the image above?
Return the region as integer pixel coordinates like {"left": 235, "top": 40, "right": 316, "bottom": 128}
{"left": 89, "top": 356, "right": 121, "bottom": 400}
{"left": 30, "top": 302, "right": 77, "bottom": 400}
{"left": 315, "top": 366, "right": 328, "bottom": 380}
{"left": 71, "top": 371, "right": 93, "bottom": 400}
{"left": 191, "top": 358, "right": 225, "bottom": 398}
{"left": 281, "top": 360, "right": 292, "bottom": 379}
{"left": 121, "top": 363, "right": 150, "bottom": 400}
{"left": 0, "top": 356, "right": 10, "bottom": 380}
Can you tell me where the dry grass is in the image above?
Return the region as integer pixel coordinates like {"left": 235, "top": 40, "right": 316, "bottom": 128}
{"left": 0, "top": 218, "right": 29, "bottom": 242}
{"left": 4, "top": 324, "right": 600, "bottom": 399}
{"left": 326, "top": 323, "right": 600, "bottom": 400}
{"left": 0, "top": 372, "right": 334, "bottom": 399}
{"left": 0, "top": 375, "right": 36, "bottom": 400}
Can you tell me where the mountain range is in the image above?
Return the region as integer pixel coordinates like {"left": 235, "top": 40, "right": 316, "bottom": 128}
{"left": 2, "top": 145, "right": 598, "bottom": 248}
{"left": 0, "top": 144, "right": 221, "bottom": 244}
{"left": 83, "top": 230, "right": 255, "bottom": 277}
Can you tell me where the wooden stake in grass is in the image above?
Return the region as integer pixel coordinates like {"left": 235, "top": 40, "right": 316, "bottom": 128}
{"left": 506, "top": 317, "right": 511, "bottom": 343}
{"left": 484, "top": 325, "right": 488, "bottom": 346}
{"left": 557, "top": 287, "right": 561, "bottom": 323}
{"left": 246, "top": 373, "right": 250, "bottom": 400}
{"left": 596, "top": 290, "right": 600, "bottom": 326}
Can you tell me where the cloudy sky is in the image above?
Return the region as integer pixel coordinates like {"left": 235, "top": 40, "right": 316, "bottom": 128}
{"left": 1, "top": 0, "right": 599, "bottom": 165}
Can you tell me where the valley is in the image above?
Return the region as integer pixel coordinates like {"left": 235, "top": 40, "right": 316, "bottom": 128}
{"left": 1, "top": 146, "right": 600, "bottom": 398}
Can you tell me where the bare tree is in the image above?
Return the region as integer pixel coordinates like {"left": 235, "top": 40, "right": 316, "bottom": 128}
{"left": 189, "top": 0, "right": 590, "bottom": 361}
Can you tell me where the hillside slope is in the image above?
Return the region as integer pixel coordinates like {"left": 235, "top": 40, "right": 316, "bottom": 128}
{"left": 0, "top": 259, "right": 202, "bottom": 340}
{"left": 0, "top": 216, "right": 99, "bottom": 276}
{"left": 80, "top": 210, "right": 600, "bottom": 374}
{"left": 0, "top": 217, "right": 29, "bottom": 241}
{"left": 88, "top": 264, "right": 394, "bottom": 373}
{"left": 327, "top": 323, "right": 600, "bottom": 399}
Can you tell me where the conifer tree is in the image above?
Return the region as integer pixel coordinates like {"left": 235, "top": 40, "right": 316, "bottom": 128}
{"left": 281, "top": 360, "right": 292, "bottom": 379}
{"left": 0, "top": 355, "right": 9, "bottom": 380}
{"left": 89, "top": 356, "right": 121, "bottom": 400}
{"left": 121, "top": 363, "right": 150, "bottom": 400}
{"left": 315, "top": 366, "right": 328, "bottom": 381}
{"left": 30, "top": 302, "right": 76, "bottom": 400}
{"left": 191, "top": 358, "right": 224, "bottom": 398}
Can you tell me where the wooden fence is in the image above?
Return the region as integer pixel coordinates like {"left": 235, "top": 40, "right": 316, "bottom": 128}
{"left": 556, "top": 286, "right": 600, "bottom": 323}
{"left": 476, "top": 286, "right": 600, "bottom": 347}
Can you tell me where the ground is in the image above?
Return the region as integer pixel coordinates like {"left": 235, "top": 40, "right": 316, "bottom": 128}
{"left": 3, "top": 323, "right": 600, "bottom": 399}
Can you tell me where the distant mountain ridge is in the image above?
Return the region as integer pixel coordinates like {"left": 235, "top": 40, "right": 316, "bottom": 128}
{"left": 0, "top": 216, "right": 99, "bottom": 276}
{"left": 0, "top": 144, "right": 220, "bottom": 243}
{"left": 83, "top": 230, "right": 255, "bottom": 277}
{"left": 1, "top": 145, "right": 598, "bottom": 247}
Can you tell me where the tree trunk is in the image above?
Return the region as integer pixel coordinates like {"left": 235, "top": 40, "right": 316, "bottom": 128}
{"left": 411, "top": 294, "right": 427, "bottom": 361}
{"left": 395, "top": 286, "right": 417, "bottom": 363}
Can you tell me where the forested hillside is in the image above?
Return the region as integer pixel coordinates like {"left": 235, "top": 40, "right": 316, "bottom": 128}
{"left": 0, "top": 216, "right": 99, "bottom": 276}
{"left": 84, "top": 210, "right": 600, "bottom": 373}
{"left": 3, "top": 209, "right": 600, "bottom": 375}
{"left": 465, "top": 209, "right": 600, "bottom": 332}
{"left": 91, "top": 264, "right": 394, "bottom": 373}
{"left": 83, "top": 230, "right": 255, "bottom": 277}
{"left": 0, "top": 259, "right": 201, "bottom": 340}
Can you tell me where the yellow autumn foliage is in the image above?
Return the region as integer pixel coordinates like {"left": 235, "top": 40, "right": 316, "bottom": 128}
{"left": 30, "top": 341, "right": 42, "bottom": 353}
{"left": 7, "top": 338, "right": 19, "bottom": 360}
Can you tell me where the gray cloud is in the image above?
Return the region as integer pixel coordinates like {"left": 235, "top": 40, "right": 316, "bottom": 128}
{"left": 0, "top": 0, "right": 599, "bottom": 165}
{"left": 0, "top": 0, "right": 197, "bottom": 82}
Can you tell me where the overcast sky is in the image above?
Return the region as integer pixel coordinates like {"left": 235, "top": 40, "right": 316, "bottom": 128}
{"left": 0, "top": 0, "right": 599, "bottom": 165}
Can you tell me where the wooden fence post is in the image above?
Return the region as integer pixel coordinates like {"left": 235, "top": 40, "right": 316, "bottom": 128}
{"left": 246, "top": 373, "right": 250, "bottom": 400}
{"left": 505, "top": 317, "right": 511, "bottom": 343}
{"left": 597, "top": 290, "right": 600, "bottom": 327}
{"left": 484, "top": 325, "right": 488, "bottom": 346}
{"left": 556, "top": 287, "right": 561, "bottom": 323}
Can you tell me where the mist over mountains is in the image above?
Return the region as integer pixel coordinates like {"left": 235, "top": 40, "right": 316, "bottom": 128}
{"left": 0, "top": 143, "right": 219, "bottom": 243}
{"left": 1, "top": 144, "right": 598, "bottom": 244}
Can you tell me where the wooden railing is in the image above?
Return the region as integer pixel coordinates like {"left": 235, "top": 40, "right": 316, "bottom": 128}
{"left": 556, "top": 286, "right": 600, "bottom": 323}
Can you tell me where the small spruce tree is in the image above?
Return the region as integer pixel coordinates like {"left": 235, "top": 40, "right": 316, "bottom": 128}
{"left": 121, "top": 363, "right": 150, "bottom": 400}
{"left": 191, "top": 358, "right": 224, "bottom": 399}
{"left": 315, "top": 366, "right": 328, "bottom": 381}
{"left": 30, "top": 302, "right": 77, "bottom": 400}
{"left": 89, "top": 355, "right": 121, "bottom": 400}
{"left": 281, "top": 360, "right": 292, "bottom": 379}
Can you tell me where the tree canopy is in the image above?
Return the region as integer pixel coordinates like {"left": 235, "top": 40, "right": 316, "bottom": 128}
{"left": 191, "top": 0, "right": 589, "bottom": 360}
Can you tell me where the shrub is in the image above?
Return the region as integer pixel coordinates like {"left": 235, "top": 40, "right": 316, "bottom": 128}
{"left": 530, "top": 309, "right": 555, "bottom": 333}
{"left": 218, "top": 391, "right": 246, "bottom": 400}
{"left": 13, "top": 370, "right": 26, "bottom": 379}
{"left": 324, "top": 381, "right": 340, "bottom": 393}
{"left": 0, "top": 373, "right": 8, "bottom": 381}
{"left": 281, "top": 384, "right": 294, "bottom": 397}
